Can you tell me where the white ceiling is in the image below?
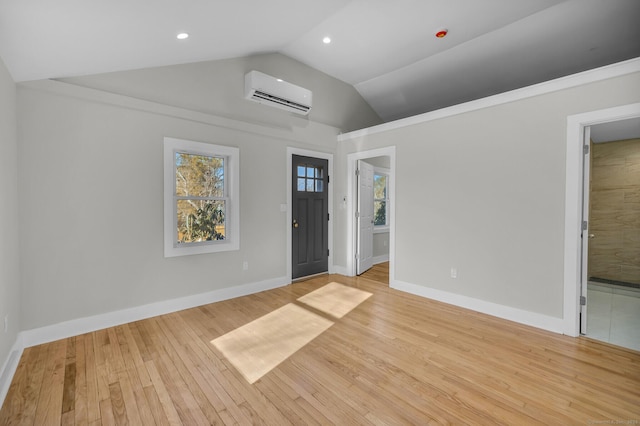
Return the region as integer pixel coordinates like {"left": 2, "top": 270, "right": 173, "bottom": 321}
{"left": 1, "top": 0, "right": 639, "bottom": 123}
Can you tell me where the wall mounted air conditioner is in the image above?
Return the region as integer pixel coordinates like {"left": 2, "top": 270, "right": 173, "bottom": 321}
{"left": 244, "top": 70, "right": 312, "bottom": 115}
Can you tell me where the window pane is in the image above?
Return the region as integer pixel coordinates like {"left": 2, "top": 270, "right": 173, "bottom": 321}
{"left": 297, "top": 166, "right": 306, "bottom": 177}
{"left": 315, "top": 167, "right": 323, "bottom": 178}
{"left": 297, "top": 178, "right": 306, "bottom": 191}
{"left": 176, "top": 199, "right": 226, "bottom": 243}
{"left": 306, "top": 167, "right": 315, "bottom": 178}
{"left": 374, "top": 201, "right": 386, "bottom": 226}
{"left": 306, "top": 178, "right": 315, "bottom": 192}
{"left": 175, "top": 152, "right": 224, "bottom": 198}
{"left": 315, "top": 179, "right": 323, "bottom": 193}
{"left": 374, "top": 174, "right": 387, "bottom": 200}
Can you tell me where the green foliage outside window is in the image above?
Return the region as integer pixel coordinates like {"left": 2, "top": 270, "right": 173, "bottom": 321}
{"left": 374, "top": 174, "right": 387, "bottom": 226}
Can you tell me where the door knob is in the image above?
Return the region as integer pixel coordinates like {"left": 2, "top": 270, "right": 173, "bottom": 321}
{"left": 293, "top": 220, "right": 299, "bottom": 228}
{"left": 588, "top": 234, "right": 595, "bottom": 239}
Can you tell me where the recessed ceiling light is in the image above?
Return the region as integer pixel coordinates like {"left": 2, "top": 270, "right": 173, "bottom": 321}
{"left": 177, "top": 33, "right": 189, "bottom": 40}
{"left": 322, "top": 36, "right": 331, "bottom": 44}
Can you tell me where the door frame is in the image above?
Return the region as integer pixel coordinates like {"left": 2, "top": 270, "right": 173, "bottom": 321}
{"left": 287, "top": 147, "right": 333, "bottom": 282}
{"left": 579, "top": 126, "right": 591, "bottom": 335}
{"left": 346, "top": 146, "right": 396, "bottom": 280}
{"left": 562, "top": 102, "right": 640, "bottom": 336}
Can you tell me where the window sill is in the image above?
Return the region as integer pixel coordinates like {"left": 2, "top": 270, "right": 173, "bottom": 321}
{"left": 165, "top": 239, "right": 239, "bottom": 258}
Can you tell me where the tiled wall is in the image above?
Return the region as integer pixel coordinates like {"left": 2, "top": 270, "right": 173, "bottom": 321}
{"left": 589, "top": 138, "right": 640, "bottom": 285}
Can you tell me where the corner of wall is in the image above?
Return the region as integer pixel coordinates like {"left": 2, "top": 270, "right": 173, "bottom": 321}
{"left": 0, "top": 54, "right": 22, "bottom": 410}
{"left": 0, "top": 336, "right": 23, "bottom": 409}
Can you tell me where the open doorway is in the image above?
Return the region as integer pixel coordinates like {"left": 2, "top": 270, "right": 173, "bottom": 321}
{"left": 583, "top": 119, "right": 640, "bottom": 350}
{"left": 356, "top": 157, "right": 391, "bottom": 275}
{"left": 563, "top": 103, "right": 640, "bottom": 341}
{"left": 346, "top": 147, "right": 396, "bottom": 283}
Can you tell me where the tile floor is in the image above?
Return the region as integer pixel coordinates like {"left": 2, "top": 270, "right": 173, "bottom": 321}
{"left": 586, "top": 282, "right": 640, "bottom": 351}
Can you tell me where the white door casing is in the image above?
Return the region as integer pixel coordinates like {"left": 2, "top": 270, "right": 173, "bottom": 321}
{"left": 563, "top": 102, "right": 640, "bottom": 337}
{"left": 580, "top": 126, "right": 591, "bottom": 334}
{"left": 346, "top": 146, "right": 396, "bottom": 280}
{"left": 357, "top": 160, "right": 374, "bottom": 275}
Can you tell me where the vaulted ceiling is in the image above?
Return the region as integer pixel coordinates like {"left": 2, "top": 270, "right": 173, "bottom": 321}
{"left": 1, "top": 0, "right": 639, "bottom": 122}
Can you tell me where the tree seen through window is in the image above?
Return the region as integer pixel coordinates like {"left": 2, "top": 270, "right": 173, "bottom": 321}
{"left": 175, "top": 152, "right": 226, "bottom": 243}
{"left": 374, "top": 173, "right": 388, "bottom": 227}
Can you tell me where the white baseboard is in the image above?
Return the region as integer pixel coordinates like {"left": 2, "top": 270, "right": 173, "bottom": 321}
{"left": 20, "top": 276, "right": 289, "bottom": 349}
{"left": 373, "top": 254, "right": 389, "bottom": 264}
{"left": 331, "top": 265, "right": 351, "bottom": 277}
{"left": 390, "top": 279, "right": 564, "bottom": 334}
{"left": 2, "top": 275, "right": 563, "bottom": 408}
{"left": 1, "top": 276, "right": 289, "bottom": 407}
{"left": 0, "top": 337, "right": 24, "bottom": 408}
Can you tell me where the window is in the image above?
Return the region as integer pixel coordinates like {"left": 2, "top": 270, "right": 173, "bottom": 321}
{"left": 296, "top": 164, "right": 324, "bottom": 192}
{"left": 164, "top": 137, "right": 239, "bottom": 257}
{"left": 374, "top": 171, "right": 389, "bottom": 229}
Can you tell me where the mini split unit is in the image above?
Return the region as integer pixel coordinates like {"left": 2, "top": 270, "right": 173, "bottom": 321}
{"left": 244, "top": 70, "right": 312, "bottom": 115}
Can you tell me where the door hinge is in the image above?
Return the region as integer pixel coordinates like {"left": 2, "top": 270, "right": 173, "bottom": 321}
{"left": 583, "top": 144, "right": 590, "bottom": 155}
{"left": 580, "top": 295, "right": 586, "bottom": 306}
{"left": 582, "top": 220, "right": 588, "bottom": 231}
{"left": 355, "top": 211, "right": 360, "bottom": 218}
{"left": 327, "top": 213, "right": 330, "bottom": 221}
{"left": 327, "top": 175, "right": 330, "bottom": 183}
{"left": 355, "top": 169, "right": 360, "bottom": 176}
{"left": 327, "top": 249, "right": 330, "bottom": 256}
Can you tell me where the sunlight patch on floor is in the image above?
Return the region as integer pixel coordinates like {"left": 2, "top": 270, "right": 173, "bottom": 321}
{"left": 211, "top": 282, "right": 372, "bottom": 384}
{"left": 297, "top": 282, "right": 372, "bottom": 318}
{"left": 211, "top": 303, "right": 333, "bottom": 384}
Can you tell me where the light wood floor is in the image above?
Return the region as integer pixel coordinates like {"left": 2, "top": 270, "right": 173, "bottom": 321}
{"left": 2, "top": 263, "right": 639, "bottom": 425}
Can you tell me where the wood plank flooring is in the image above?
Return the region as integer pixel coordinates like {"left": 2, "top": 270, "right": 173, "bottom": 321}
{"left": 2, "top": 263, "right": 639, "bottom": 425}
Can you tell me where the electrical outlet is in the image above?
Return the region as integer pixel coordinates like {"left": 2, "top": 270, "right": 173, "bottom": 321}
{"left": 450, "top": 268, "right": 458, "bottom": 279}
{"left": 242, "top": 261, "right": 249, "bottom": 271}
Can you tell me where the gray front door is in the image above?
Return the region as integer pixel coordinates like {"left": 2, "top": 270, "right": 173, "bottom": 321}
{"left": 292, "top": 155, "right": 329, "bottom": 279}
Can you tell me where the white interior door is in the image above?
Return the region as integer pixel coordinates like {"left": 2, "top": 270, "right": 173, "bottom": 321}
{"left": 580, "top": 126, "right": 592, "bottom": 334}
{"left": 357, "top": 160, "right": 374, "bottom": 275}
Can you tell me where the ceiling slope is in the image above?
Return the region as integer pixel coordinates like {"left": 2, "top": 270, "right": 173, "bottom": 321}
{"left": 1, "top": 0, "right": 638, "bottom": 122}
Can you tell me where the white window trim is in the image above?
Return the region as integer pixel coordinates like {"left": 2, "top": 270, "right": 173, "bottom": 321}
{"left": 373, "top": 167, "right": 390, "bottom": 233}
{"left": 164, "top": 137, "right": 239, "bottom": 257}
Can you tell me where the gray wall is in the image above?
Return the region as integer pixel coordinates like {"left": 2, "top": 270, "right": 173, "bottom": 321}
{"left": 60, "top": 53, "right": 382, "bottom": 133}
{"left": 8, "top": 49, "right": 640, "bottom": 338}
{"left": 343, "top": 72, "right": 640, "bottom": 319}
{"left": 17, "top": 55, "right": 352, "bottom": 329}
{"left": 0, "top": 58, "right": 20, "bottom": 370}
{"left": 373, "top": 233, "right": 389, "bottom": 261}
